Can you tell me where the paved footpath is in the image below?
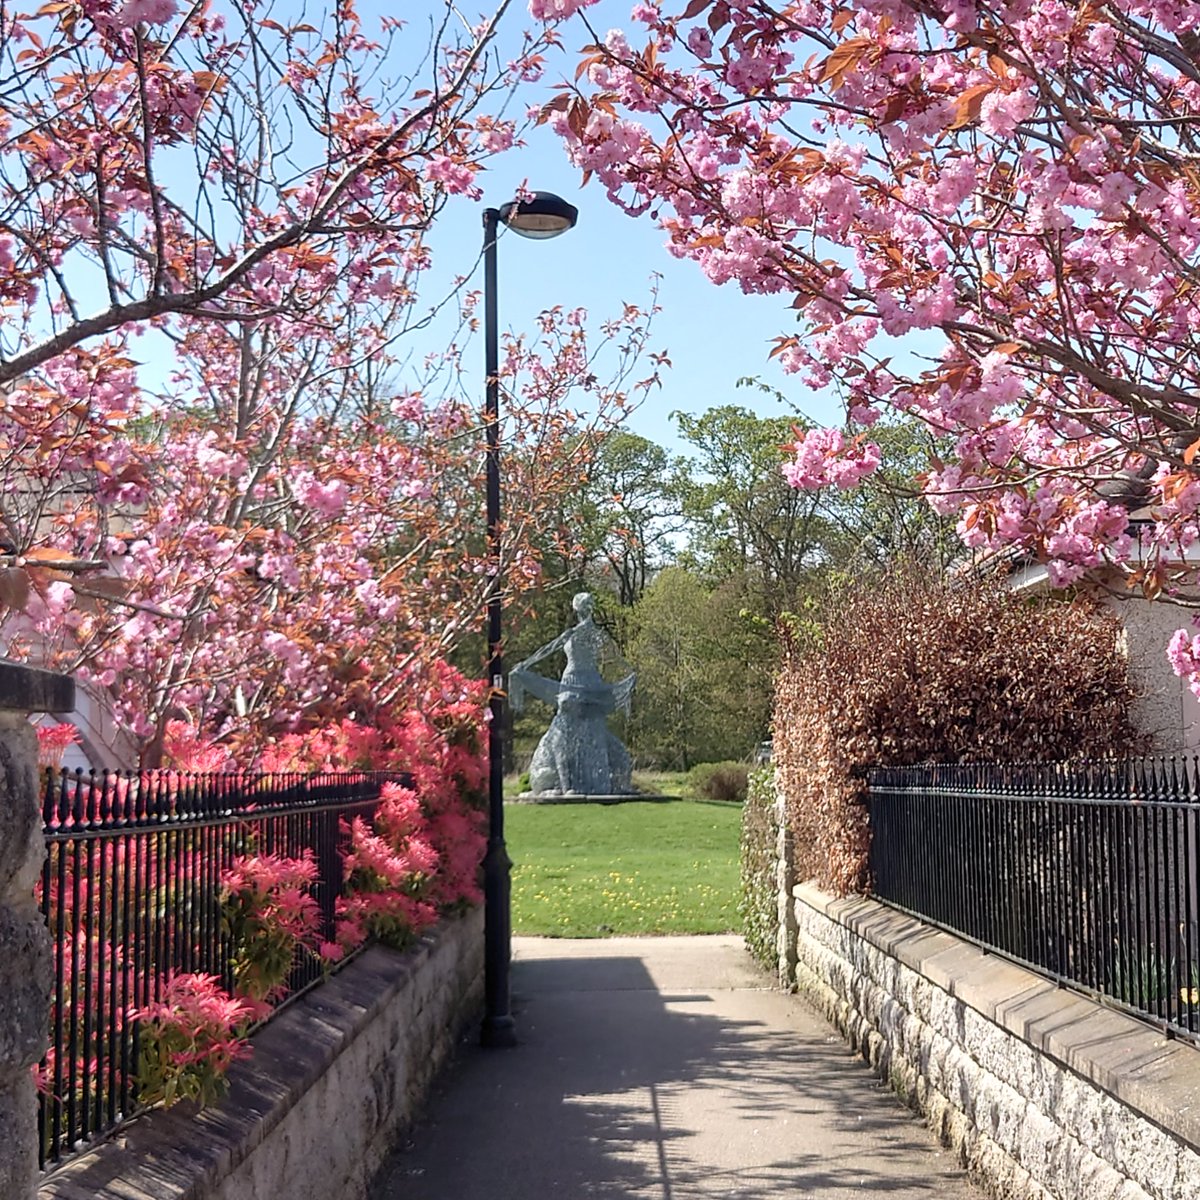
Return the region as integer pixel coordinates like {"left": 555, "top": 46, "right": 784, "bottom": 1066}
{"left": 370, "top": 936, "right": 982, "bottom": 1199}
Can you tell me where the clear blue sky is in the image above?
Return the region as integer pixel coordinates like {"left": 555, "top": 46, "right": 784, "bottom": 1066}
{"left": 400, "top": 0, "right": 840, "bottom": 455}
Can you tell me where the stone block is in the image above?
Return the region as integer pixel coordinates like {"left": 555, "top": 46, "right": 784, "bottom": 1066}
{"left": 0, "top": 1076, "right": 36, "bottom": 1200}
{"left": 0, "top": 664, "right": 73, "bottom": 1200}
{"left": 0, "top": 907, "right": 52, "bottom": 1073}
{"left": 0, "top": 662, "right": 74, "bottom": 716}
{"left": 0, "top": 720, "right": 41, "bottom": 902}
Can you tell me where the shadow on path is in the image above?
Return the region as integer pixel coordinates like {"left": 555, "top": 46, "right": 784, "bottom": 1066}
{"left": 370, "top": 937, "right": 979, "bottom": 1200}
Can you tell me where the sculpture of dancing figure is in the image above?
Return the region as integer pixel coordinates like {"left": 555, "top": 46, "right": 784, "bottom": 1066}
{"left": 510, "top": 593, "right": 636, "bottom": 796}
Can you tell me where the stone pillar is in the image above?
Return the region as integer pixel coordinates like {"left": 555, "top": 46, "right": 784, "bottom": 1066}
{"left": 0, "top": 663, "right": 74, "bottom": 1200}
{"left": 774, "top": 769, "right": 798, "bottom": 989}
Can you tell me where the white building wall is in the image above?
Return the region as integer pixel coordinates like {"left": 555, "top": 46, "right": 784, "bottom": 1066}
{"left": 1102, "top": 590, "right": 1200, "bottom": 751}
{"left": 1006, "top": 560, "right": 1200, "bottom": 752}
{"left": 33, "top": 683, "right": 138, "bottom": 771}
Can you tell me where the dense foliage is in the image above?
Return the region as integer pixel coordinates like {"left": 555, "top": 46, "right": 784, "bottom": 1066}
{"left": 738, "top": 766, "right": 780, "bottom": 971}
{"left": 508, "top": 408, "right": 948, "bottom": 771}
{"left": 775, "top": 571, "right": 1146, "bottom": 894}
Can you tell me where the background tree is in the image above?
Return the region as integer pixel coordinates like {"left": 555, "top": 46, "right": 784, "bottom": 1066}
{"left": 506, "top": 405, "right": 953, "bottom": 771}
{"left": 625, "top": 568, "right": 775, "bottom": 768}
{"left": 623, "top": 567, "right": 711, "bottom": 769}
{"left": 576, "top": 430, "right": 687, "bottom": 606}
{"left": 673, "top": 404, "right": 833, "bottom": 620}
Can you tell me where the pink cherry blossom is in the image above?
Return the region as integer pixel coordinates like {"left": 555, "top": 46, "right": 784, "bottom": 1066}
{"left": 114, "top": 0, "right": 178, "bottom": 28}
{"left": 541, "top": 0, "right": 1200, "bottom": 693}
{"left": 529, "top": 0, "right": 599, "bottom": 20}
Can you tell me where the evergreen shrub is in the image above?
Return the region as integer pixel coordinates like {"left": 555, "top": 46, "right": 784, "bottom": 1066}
{"left": 739, "top": 766, "right": 779, "bottom": 970}
{"left": 686, "top": 760, "right": 750, "bottom": 803}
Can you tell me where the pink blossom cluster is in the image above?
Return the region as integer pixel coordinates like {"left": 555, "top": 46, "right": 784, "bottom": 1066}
{"left": 783, "top": 427, "right": 882, "bottom": 490}
{"left": 219, "top": 850, "right": 323, "bottom": 1012}
{"left": 528, "top": 0, "right": 599, "bottom": 20}
{"left": 254, "top": 662, "right": 488, "bottom": 951}
{"left": 334, "top": 807, "right": 442, "bottom": 954}
{"left": 162, "top": 721, "right": 235, "bottom": 772}
{"left": 1168, "top": 628, "right": 1200, "bottom": 700}
{"left": 113, "top": 0, "right": 178, "bottom": 29}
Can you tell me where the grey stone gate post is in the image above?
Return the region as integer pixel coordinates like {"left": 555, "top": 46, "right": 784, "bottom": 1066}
{"left": 0, "top": 663, "right": 74, "bottom": 1200}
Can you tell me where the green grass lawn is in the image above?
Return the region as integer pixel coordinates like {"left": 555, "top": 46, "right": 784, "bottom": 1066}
{"left": 506, "top": 800, "right": 741, "bottom": 937}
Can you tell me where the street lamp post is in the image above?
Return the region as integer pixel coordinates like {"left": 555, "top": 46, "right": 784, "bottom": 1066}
{"left": 481, "top": 191, "right": 578, "bottom": 1049}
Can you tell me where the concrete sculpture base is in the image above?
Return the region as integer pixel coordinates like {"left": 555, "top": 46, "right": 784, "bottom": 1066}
{"left": 513, "top": 792, "right": 665, "bottom": 805}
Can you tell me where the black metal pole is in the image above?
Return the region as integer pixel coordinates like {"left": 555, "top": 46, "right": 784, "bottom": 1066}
{"left": 481, "top": 207, "right": 517, "bottom": 1048}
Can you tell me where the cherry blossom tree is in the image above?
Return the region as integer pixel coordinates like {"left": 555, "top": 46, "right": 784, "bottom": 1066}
{"left": 6, "top": 294, "right": 662, "bottom": 761}
{"left": 1, "top": 0, "right": 667, "bottom": 759}
{"left": 1, "top": 0, "right": 539, "bottom": 379}
{"left": 533, "top": 0, "right": 1200, "bottom": 690}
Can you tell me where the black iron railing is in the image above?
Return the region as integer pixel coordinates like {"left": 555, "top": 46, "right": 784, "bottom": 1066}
{"left": 869, "top": 760, "right": 1200, "bottom": 1043}
{"left": 37, "top": 769, "right": 392, "bottom": 1168}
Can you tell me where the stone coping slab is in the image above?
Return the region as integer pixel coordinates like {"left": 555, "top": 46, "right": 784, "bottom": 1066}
{"left": 0, "top": 661, "right": 74, "bottom": 714}
{"left": 795, "top": 883, "right": 1200, "bottom": 1154}
{"left": 38, "top": 915, "right": 474, "bottom": 1200}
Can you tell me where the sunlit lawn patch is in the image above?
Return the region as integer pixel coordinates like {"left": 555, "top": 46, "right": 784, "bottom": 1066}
{"left": 507, "top": 800, "right": 740, "bottom": 937}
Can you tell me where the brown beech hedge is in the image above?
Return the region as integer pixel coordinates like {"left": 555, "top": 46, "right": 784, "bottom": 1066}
{"left": 774, "top": 569, "right": 1147, "bottom": 896}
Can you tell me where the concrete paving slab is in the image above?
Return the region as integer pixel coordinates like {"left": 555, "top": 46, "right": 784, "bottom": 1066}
{"left": 370, "top": 936, "right": 983, "bottom": 1199}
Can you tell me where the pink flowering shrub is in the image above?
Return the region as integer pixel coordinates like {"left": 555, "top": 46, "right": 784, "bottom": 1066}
{"left": 36, "top": 830, "right": 170, "bottom": 1112}
{"left": 38, "top": 658, "right": 488, "bottom": 1121}
{"left": 257, "top": 659, "right": 489, "bottom": 947}
{"left": 220, "top": 852, "right": 322, "bottom": 1011}
{"left": 33, "top": 927, "right": 128, "bottom": 1103}
{"left": 35, "top": 799, "right": 265, "bottom": 1120}
{"left": 36, "top": 722, "right": 79, "bottom": 769}
{"left": 134, "top": 973, "right": 256, "bottom": 1108}
{"left": 335, "top": 785, "right": 442, "bottom": 953}
{"left": 162, "top": 721, "right": 235, "bottom": 772}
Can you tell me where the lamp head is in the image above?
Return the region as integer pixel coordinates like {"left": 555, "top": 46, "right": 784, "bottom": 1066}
{"left": 499, "top": 191, "right": 579, "bottom": 240}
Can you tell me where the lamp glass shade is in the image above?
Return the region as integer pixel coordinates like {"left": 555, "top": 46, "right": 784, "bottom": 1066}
{"left": 499, "top": 191, "right": 578, "bottom": 240}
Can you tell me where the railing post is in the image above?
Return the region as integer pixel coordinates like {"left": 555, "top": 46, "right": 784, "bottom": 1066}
{"left": 0, "top": 662, "right": 74, "bottom": 1200}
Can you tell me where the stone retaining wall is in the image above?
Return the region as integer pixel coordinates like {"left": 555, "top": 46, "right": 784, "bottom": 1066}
{"left": 40, "top": 907, "right": 485, "bottom": 1200}
{"left": 794, "top": 884, "right": 1200, "bottom": 1200}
